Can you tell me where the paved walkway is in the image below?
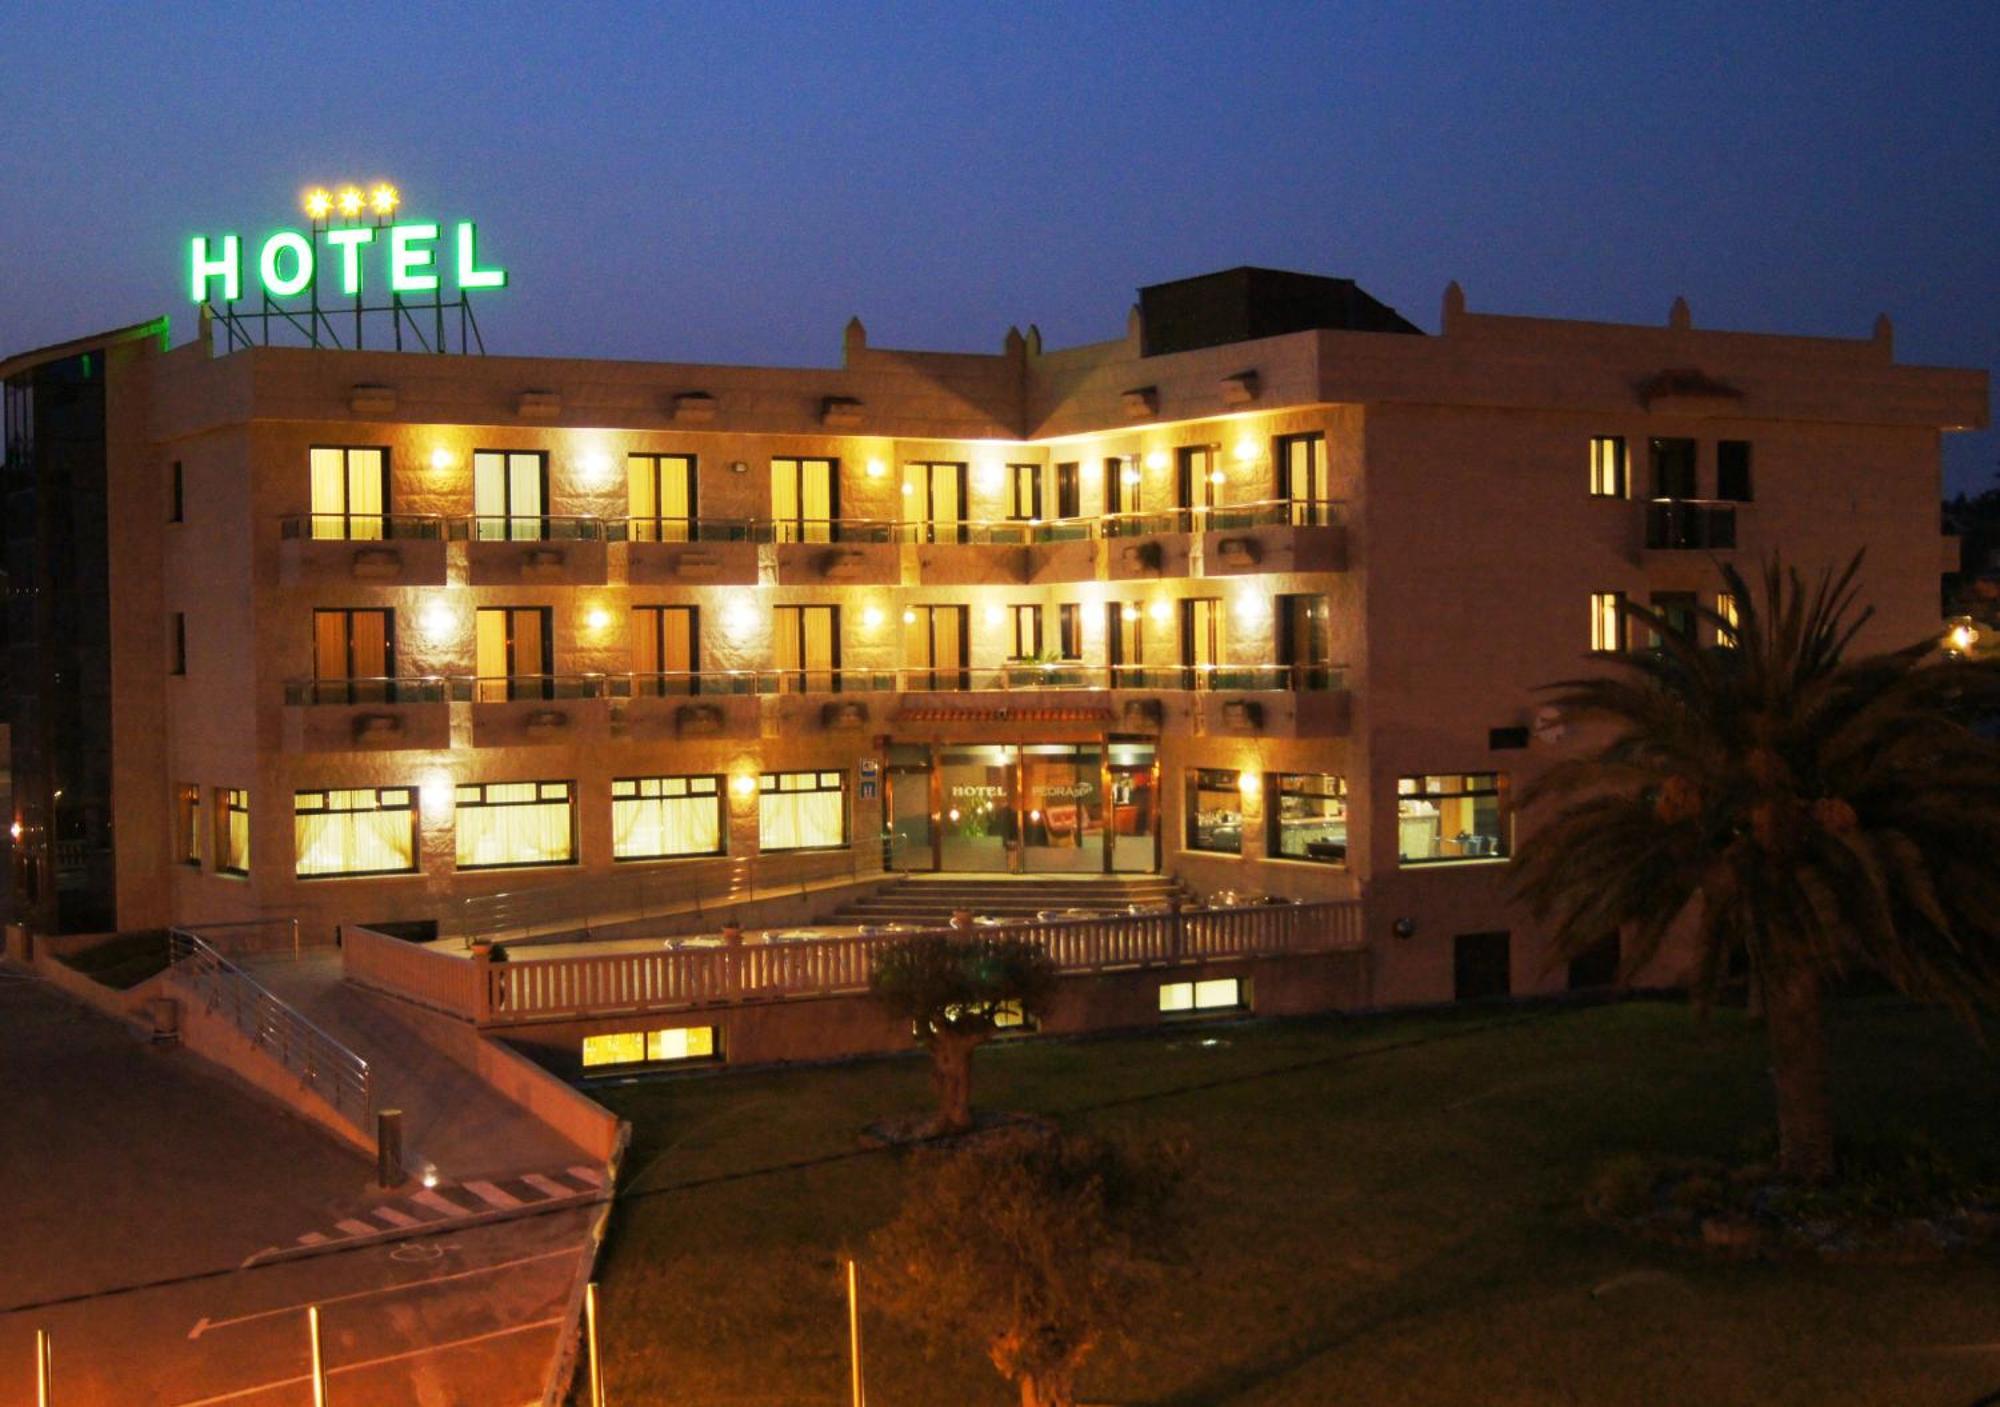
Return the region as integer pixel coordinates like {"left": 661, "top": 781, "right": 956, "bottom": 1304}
{"left": 242, "top": 949, "right": 589, "bottom": 1183}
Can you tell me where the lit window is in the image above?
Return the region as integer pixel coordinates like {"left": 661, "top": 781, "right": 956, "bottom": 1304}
{"left": 308, "top": 446, "right": 389, "bottom": 540}
{"left": 581, "top": 1025, "right": 717, "bottom": 1068}
{"left": 1159, "top": 977, "right": 1243, "bottom": 1013}
{"left": 1589, "top": 437, "right": 1627, "bottom": 498}
{"left": 773, "top": 605, "right": 839, "bottom": 692}
{"left": 216, "top": 788, "right": 250, "bottom": 875}
{"left": 758, "top": 770, "right": 847, "bottom": 852}
{"left": 772, "top": 457, "right": 838, "bottom": 543}
{"left": 1716, "top": 592, "right": 1740, "bottom": 648}
{"left": 612, "top": 775, "right": 724, "bottom": 860}
{"left": 1397, "top": 773, "right": 1507, "bottom": 865}
{"left": 1276, "top": 433, "right": 1328, "bottom": 522}
{"left": 1007, "top": 464, "right": 1041, "bottom": 521}
{"left": 1186, "top": 769, "right": 1243, "bottom": 854}
{"left": 1590, "top": 592, "right": 1625, "bottom": 652}
{"left": 472, "top": 450, "right": 548, "bottom": 541}
{"left": 902, "top": 462, "right": 968, "bottom": 544}
{"left": 627, "top": 454, "right": 697, "bottom": 542}
{"left": 1269, "top": 773, "right": 1346, "bottom": 864}
{"left": 295, "top": 787, "right": 418, "bottom": 878}
{"left": 456, "top": 780, "right": 575, "bottom": 869}
{"left": 631, "top": 605, "right": 698, "bottom": 694}
{"left": 175, "top": 784, "right": 201, "bottom": 867}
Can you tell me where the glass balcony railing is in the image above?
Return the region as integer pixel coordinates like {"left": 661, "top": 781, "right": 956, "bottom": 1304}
{"left": 283, "top": 676, "right": 450, "bottom": 705}
{"left": 456, "top": 515, "right": 608, "bottom": 543}
{"left": 1644, "top": 499, "right": 1738, "bottom": 550}
{"left": 280, "top": 514, "right": 446, "bottom": 541}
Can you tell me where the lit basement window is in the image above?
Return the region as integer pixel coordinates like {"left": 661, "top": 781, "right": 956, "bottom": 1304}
{"left": 1159, "top": 978, "right": 1244, "bottom": 1014}
{"left": 581, "top": 1025, "right": 718, "bottom": 1069}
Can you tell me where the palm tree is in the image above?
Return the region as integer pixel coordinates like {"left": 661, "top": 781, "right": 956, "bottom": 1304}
{"left": 1514, "top": 556, "right": 2000, "bottom": 1182}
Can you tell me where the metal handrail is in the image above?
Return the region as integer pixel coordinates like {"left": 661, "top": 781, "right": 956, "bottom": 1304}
{"left": 280, "top": 513, "right": 446, "bottom": 541}
{"left": 164, "top": 928, "right": 372, "bottom": 1126}
{"left": 284, "top": 676, "right": 452, "bottom": 705}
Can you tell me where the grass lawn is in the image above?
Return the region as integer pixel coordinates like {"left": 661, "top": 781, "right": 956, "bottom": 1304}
{"left": 585, "top": 998, "right": 2000, "bottom": 1406}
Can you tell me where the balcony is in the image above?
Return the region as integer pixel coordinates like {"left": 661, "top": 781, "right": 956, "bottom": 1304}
{"left": 461, "top": 675, "right": 613, "bottom": 748}
{"left": 773, "top": 524, "right": 902, "bottom": 586}
{"left": 1199, "top": 499, "right": 1346, "bottom": 575}
{"left": 1643, "top": 499, "right": 1738, "bottom": 552}
{"left": 277, "top": 515, "right": 447, "bottom": 586}
{"left": 280, "top": 676, "right": 450, "bottom": 752}
{"left": 458, "top": 516, "right": 609, "bottom": 584}
{"left": 619, "top": 517, "right": 760, "bottom": 587}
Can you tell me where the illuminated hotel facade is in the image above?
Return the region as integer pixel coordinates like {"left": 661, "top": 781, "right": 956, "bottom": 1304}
{"left": 3, "top": 268, "right": 1986, "bottom": 1005}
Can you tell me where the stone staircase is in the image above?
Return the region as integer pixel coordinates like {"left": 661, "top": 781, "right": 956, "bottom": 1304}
{"left": 830, "top": 873, "right": 1192, "bottom": 929}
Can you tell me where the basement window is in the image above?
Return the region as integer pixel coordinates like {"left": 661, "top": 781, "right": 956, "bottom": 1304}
{"left": 1159, "top": 977, "right": 1244, "bottom": 1015}
{"left": 581, "top": 1025, "right": 718, "bottom": 1070}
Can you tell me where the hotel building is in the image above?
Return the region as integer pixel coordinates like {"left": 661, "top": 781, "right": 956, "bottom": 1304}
{"left": 3, "top": 268, "right": 1986, "bottom": 1008}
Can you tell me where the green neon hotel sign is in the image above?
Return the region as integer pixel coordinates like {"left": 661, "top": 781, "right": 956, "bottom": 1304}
{"left": 188, "top": 182, "right": 507, "bottom": 303}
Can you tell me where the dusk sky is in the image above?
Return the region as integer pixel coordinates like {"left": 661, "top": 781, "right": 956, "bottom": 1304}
{"left": 3, "top": 0, "right": 1994, "bottom": 490}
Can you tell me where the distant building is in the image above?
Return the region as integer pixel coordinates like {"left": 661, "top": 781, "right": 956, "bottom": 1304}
{"left": 2, "top": 270, "right": 1986, "bottom": 1006}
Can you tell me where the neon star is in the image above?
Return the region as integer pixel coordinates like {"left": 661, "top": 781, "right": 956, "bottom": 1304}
{"left": 303, "top": 188, "right": 332, "bottom": 220}
{"left": 370, "top": 184, "right": 399, "bottom": 217}
{"left": 336, "top": 187, "right": 365, "bottom": 218}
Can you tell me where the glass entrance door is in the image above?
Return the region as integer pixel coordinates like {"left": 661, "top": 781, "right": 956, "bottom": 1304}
{"left": 1020, "top": 744, "right": 1103, "bottom": 874}
{"left": 1107, "top": 741, "right": 1158, "bottom": 873}
{"left": 886, "top": 744, "right": 936, "bottom": 872}
{"left": 938, "top": 744, "right": 1016, "bottom": 872}
{"left": 914, "top": 741, "right": 1157, "bottom": 874}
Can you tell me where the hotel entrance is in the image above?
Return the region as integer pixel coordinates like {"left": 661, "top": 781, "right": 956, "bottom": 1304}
{"left": 883, "top": 741, "right": 1158, "bottom": 874}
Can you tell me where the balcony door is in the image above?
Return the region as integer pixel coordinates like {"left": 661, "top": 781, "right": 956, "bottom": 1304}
{"left": 773, "top": 604, "right": 839, "bottom": 692}
{"left": 632, "top": 605, "right": 697, "bottom": 695}
{"left": 1277, "top": 594, "right": 1332, "bottom": 690}
{"left": 473, "top": 451, "right": 548, "bottom": 542}
{"left": 314, "top": 608, "right": 393, "bottom": 703}
{"left": 1649, "top": 438, "right": 1698, "bottom": 499}
{"left": 474, "top": 606, "right": 552, "bottom": 701}
{"left": 902, "top": 605, "right": 968, "bottom": 690}
{"left": 308, "top": 446, "right": 388, "bottom": 541}
{"left": 903, "top": 461, "right": 966, "bottom": 544}
{"left": 1277, "top": 432, "right": 1327, "bottom": 524}
{"left": 628, "top": 454, "right": 695, "bottom": 542}
{"left": 1108, "top": 602, "right": 1144, "bottom": 686}
{"left": 772, "top": 457, "right": 838, "bottom": 543}
{"left": 1177, "top": 446, "right": 1217, "bottom": 513}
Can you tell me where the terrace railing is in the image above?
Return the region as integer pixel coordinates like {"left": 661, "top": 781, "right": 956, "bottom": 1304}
{"left": 280, "top": 513, "right": 446, "bottom": 541}
{"left": 165, "top": 928, "right": 372, "bottom": 1127}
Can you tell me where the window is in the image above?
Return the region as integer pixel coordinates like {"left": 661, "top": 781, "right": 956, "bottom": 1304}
{"left": 169, "top": 461, "right": 183, "bottom": 524}
{"left": 1717, "top": 440, "right": 1753, "bottom": 502}
{"left": 315, "top": 608, "right": 395, "bottom": 702}
{"left": 1276, "top": 433, "right": 1328, "bottom": 522}
{"left": 456, "top": 780, "right": 575, "bottom": 869}
{"left": 474, "top": 607, "right": 553, "bottom": 701}
{"left": 902, "top": 605, "right": 968, "bottom": 689}
{"left": 581, "top": 1025, "right": 717, "bottom": 1069}
{"left": 1649, "top": 437, "right": 1697, "bottom": 499}
{"left": 1186, "top": 769, "right": 1244, "bottom": 854}
{"left": 472, "top": 450, "right": 548, "bottom": 541}
{"left": 1007, "top": 463, "right": 1041, "bottom": 521}
{"left": 1181, "top": 598, "right": 1224, "bottom": 687}
{"left": 1008, "top": 603, "right": 1042, "bottom": 660}
{"left": 1454, "top": 932, "right": 1512, "bottom": 1001}
{"left": 1159, "top": 977, "right": 1244, "bottom": 1014}
{"left": 216, "top": 788, "right": 250, "bottom": 875}
{"left": 1715, "top": 592, "right": 1740, "bottom": 648}
{"left": 773, "top": 604, "right": 839, "bottom": 692}
{"left": 759, "top": 770, "right": 847, "bottom": 852}
{"left": 1590, "top": 592, "right": 1625, "bottom": 653}
{"left": 632, "top": 605, "right": 697, "bottom": 694}
{"left": 1056, "top": 603, "right": 1082, "bottom": 660}
{"left": 1649, "top": 591, "right": 1697, "bottom": 647}
{"left": 628, "top": 454, "right": 696, "bottom": 542}
{"left": 903, "top": 462, "right": 967, "bottom": 544}
{"left": 1269, "top": 773, "right": 1346, "bottom": 864}
{"left": 1397, "top": 773, "right": 1507, "bottom": 864}
{"left": 1276, "top": 594, "right": 1332, "bottom": 689}
{"left": 171, "top": 613, "right": 187, "bottom": 675}
{"left": 295, "top": 787, "right": 418, "bottom": 878}
{"left": 1054, "top": 462, "right": 1081, "bottom": 519}
{"left": 175, "top": 784, "right": 201, "bottom": 867}
{"left": 1108, "top": 602, "right": 1143, "bottom": 684}
{"left": 772, "top": 457, "right": 837, "bottom": 543}
{"left": 1588, "top": 437, "right": 1627, "bottom": 498}
{"left": 308, "top": 446, "right": 389, "bottom": 540}
{"left": 1177, "top": 445, "right": 1217, "bottom": 511}
{"left": 612, "top": 775, "right": 723, "bottom": 860}
{"left": 1106, "top": 457, "right": 1139, "bottom": 516}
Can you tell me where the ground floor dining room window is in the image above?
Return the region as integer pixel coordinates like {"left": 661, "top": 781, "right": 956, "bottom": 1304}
{"left": 612, "top": 775, "right": 724, "bottom": 860}
{"left": 456, "top": 780, "right": 576, "bottom": 869}
{"left": 759, "top": 770, "right": 847, "bottom": 852}
{"left": 295, "top": 787, "right": 418, "bottom": 878}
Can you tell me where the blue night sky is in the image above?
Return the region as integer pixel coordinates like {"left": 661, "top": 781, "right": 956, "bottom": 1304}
{"left": 3, "top": 0, "right": 1994, "bottom": 491}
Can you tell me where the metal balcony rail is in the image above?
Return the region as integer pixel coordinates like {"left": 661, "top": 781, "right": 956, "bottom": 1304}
{"left": 456, "top": 514, "right": 609, "bottom": 542}
{"left": 286, "top": 665, "right": 1348, "bottom": 706}
{"left": 280, "top": 513, "right": 446, "bottom": 541}
{"left": 1644, "top": 498, "right": 1739, "bottom": 551}
{"left": 435, "top": 897, "right": 1366, "bottom": 1025}
{"left": 455, "top": 847, "right": 884, "bottom": 942}
{"left": 284, "top": 675, "right": 452, "bottom": 706}
{"left": 165, "top": 928, "right": 372, "bottom": 1126}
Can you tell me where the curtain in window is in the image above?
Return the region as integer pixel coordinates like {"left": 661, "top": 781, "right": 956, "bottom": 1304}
{"left": 800, "top": 461, "right": 832, "bottom": 542}
{"left": 310, "top": 449, "right": 345, "bottom": 540}
{"left": 295, "top": 808, "right": 415, "bottom": 876}
{"left": 773, "top": 461, "right": 800, "bottom": 542}
{"left": 613, "top": 792, "right": 720, "bottom": 858}
{"left": 759, "top": 790, "right": 844, "bottom": 851}
{"left": 457, "top": 788, "right": 573, "bottom": 867}
{"left": 346, "top": 449, "right": 383, "bottom": 539}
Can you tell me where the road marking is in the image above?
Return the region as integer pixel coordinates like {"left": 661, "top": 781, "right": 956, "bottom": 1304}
{"left": 184, "top": 1247, "right": 575, "bottom": 1339}
{"left": 335, "top": 1218, "right": 377, "bottom": 1237}
{"left": 521, "top": 1172, "right": 575, "bottom": 1198}
{"left": 411, "top": 1187, "right": 471, "bottom": 1217}
{"left": 465, "top": 1178, "right": 523, "bottom": 1209}
{"left": 566, "top": 1164, "right": 605, "bottom": 1187}
{"left": 169, "top": 1316, "right": 566, "bottom": 1404}
{"left": 373, "top": 1206, "right": 420, "bottom": 1228}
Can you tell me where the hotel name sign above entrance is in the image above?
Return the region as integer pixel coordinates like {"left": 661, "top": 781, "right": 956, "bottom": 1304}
{"left": 187, "top": 181, "right": 508, "bottom": 303}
